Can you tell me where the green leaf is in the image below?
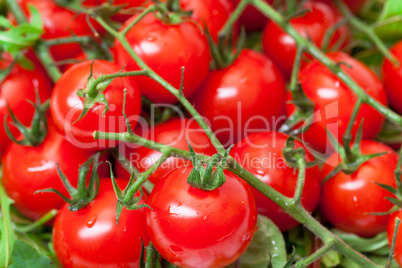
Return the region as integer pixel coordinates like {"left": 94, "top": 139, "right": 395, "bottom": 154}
{"left": 332, "top": 229, "right": 389, "bottom": 254}
{"left": 375, "top": 0, "right": 402, "bottom": 41}
{"left": 9, "top": 240, "right": 54, "bottom": 268}
{"left": 0, "top": 184, "right": 16, "bottom": 267}
{"left": 321, "top": 250, "right": 341, "bottom": 267}
{"left": 237, "top": 215, "right": 287, "bottom": 268}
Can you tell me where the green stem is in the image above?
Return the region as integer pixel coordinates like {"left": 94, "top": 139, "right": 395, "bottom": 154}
{"left": 387, "top": 218, "right": 401, "bottom": 268}
{"left": 94, "top": 15, "right": 226, "bottom": 154}
{"left": 292, "top": 157, "right": 306, "bottom": 205}
{"left": 5, "top": 0, "right": 62, "bottom": 83}
{"left": 343, "top": 99, "right": 362, "bottom": 163}
{"left": 87, "top": 70, "right": 148, "bottom": 98}
{"left": 335, "top": 0, "right": 399, "bottom": 66}
{"left": 43, "top": 36, "right": 93, "bottom": 46}
{"left": 218, "top": 0, "right": 249, "bottom": 40}
{"left": 14, "top": 209, "right": 58, "bottom": 233}
{"left": 295, "top": 240, "right": 335, "bottom": 268}
{"left": 248, "top": 0, "right": 402, "bottom": 127}
{"left": 289, "top": 45, "right": 304, "bottom": 93}
{"left": 123, "top": 151, "right": 172, "bottom": 205}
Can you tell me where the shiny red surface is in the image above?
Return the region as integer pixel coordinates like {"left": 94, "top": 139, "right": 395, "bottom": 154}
{"left": 2, "top": 120, "right": 97, "bottom": 221}
{"left": 298, "top": 52, "right": 387, "bottom": 153}
{"left": 231, "top": 131, "right": 321, "bottom": 231}
{"left": 0, "top": 54, "right": 52, "bottom": 157}
{"left": 321, "top": 141, "right": 397, "bottom": 237}
{"left": 50, "top": 60, "right": 141, "bottom": 150}
{"left": 114, "top": 13, "right": 210, "bottom": 104}
{"left": 263, "top": 1, "right": 350, "bottom": 79}
{"left": 192, "top": 49, "right": 287, "bottom": 146}
{"left": 115, "top": 118, "right": 217, "bottom": 184}
{"left": 53, "top": 179, "right": 149, "bottom": 268}
{"left": 146, "top": 167, "right": 257, "bottom": 268}
{"left": 387, "top": 210, "right": 402, "bottom": 266}
{"left": 382, "top": 41, "right": 402, "bottom": 115}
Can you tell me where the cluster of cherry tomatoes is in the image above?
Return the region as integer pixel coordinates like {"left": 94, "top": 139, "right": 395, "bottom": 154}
{"left": 3, "top": 0, "right": 402, "bottom": 267}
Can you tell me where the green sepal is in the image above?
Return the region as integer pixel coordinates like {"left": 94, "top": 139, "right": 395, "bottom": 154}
{"left": 4, "top": 89, "right": 49, "bottom": 147}
{"left": 35, "top": 153, "right": 101, "bottom": 211}
{"left": 74, "top": 62, "right": 123, "bottom": 123}
{"left": 186, "top": 142, "right": 232, "bottom": 191}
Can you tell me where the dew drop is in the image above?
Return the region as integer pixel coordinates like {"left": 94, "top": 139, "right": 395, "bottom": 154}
{"left": 146, "top": 36, "right": 156, "bottom": 42}
{"left": 86, "top": 215, "right": 97, "bottom": 228}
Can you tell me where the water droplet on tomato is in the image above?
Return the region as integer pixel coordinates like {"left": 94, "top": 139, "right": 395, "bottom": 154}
{"left": 86, "top": 215, "right": 97, "bottom": 228}
{"left": 146, "top": 36, "right": 156, "bottom": 42}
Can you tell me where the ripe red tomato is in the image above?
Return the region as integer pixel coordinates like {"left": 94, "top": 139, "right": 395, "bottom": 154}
{"left": 231, "top": 0, "right": 273, "bottom": 31}
{"left": 231, "top": 131, "right": 321, "bottom": 231}
{"left": 263, "top": 1, "right": 350, "bottom": 79}
{"left": 115, "top": 118, "right": 217, "bottom": 184}
{"left": 146, "top": 166, "right": 257, "bottom": 268}
{"left": 297, "top": 52, "right": 387, "bottom": 154}
{"left": 0, "top": 54, "right": 52, "bottom": 157}
{"left": 382, "top": 41, "right": 402, "bottom": 115}
{"left": 113, "top": 13, "right": 210, "bottom": 104}
{"left": 1, "top": 120, "right": 99, "bottom": 221}
{"left": 50, "top": 60, "right": 142, "bottom": 150}
{"left": 387, "top": 210, "right": 402, "bottom": 266}
{"left": 191, "top": 49, "right": 287, "bottom": 146}
{"left": 17, "top": 0, "right": 103, "bottom": 62}
{"left": 53, "top": 178, "right": 149, "bottom": 268}
{"left": 178, "top": 0, "right": 235, "bottom": 41}
{"left": 321, "top": 141, "right": 397, "bottom": 237}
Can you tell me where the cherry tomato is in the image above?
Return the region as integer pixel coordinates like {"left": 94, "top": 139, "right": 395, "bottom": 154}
{"left": 115, "top": 118, "right": 217, "bottom": 185}
{"left": 1, "top": 120, "right": 100, "bottom": 221}
{"left": 53, "top": 178, "right": 149, "bottom": 268}
{"left": 17, "top": 0, "right": 103, "bottom": 62}
{"left": 263, "top": 1, "right": 350, "bottom": 79}
{"left": 178, "top": 0, "right": 235, "bottom": 41}
{"left": 317, "top": 0, "right": 367, "bottom": 14}
{"left": 231, "top": 0, "right": 273, "bottom": 31}
{"left": 387, "top": 210, "right": 402, "bottom": 266}
{"left": 321, "top": 141, "right": 397, "bottom": 237}
{"left": 297, "top": 52, "right": 387, "bottom": 154}
{"left": 50, "top": 60, "right": 142, "bottom": 150}
{"left": 382, "top": 41, "right": 402, "bottom": 115}
{"left": 231, "top": 131, "right": 321, "bottom": 231}
{"left": 191, "top": 49, "right": 287, "bottom": 146}
{"left": 113, "top": 12, "right": 210, "bottom": 104}
{"left": 0, "top": 53, "right": 52, "bottom": 157}
{"left": 146, "top": 166, "right": 257, "bottom": 268}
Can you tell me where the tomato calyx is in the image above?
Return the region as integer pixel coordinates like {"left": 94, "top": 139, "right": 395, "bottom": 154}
{"left": 75, "top": 61, "right": 122, "bottom": 123}
{"left": 208, "top": 26, "right": 246, "bottom": 70}
{"left": 4, "top": 89, "right": 49, "bottom": 147}
{"left": 186, "top": 142, "right": 232, "bottom": 191}
{"left": 36, "top": 153, "right": 101, "bottom": 212}
{"left": 109, "top": 164, "right": 150, "bottom": 224}
{"left": 323, "top": 122, "right": 389, "bottom": 182}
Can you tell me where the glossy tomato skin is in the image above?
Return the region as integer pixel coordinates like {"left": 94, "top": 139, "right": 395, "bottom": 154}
{"left": 179, "top": 0, "right": 235, "bottom": 41}
{"left": 146, "top": 167, "right": 257, "bottom": 268}
{"left": 297, "top": 52, "right": 387, "bottom": 154}
{"left": 17, "top": 0, "right": 103, "bottom": 62}
{"left": 387, "top": 210, "right": 402, "bottom": 266}
{"left": 382, "top": 41, "right": 402, "bottom": 115}
{"left": 231, "top": 131, "right": 321, "bottom": 231}
{"left": 50, "top": 60, "right": 141, "bottom": 150}
{"left": 263, "top": 1, "right": 350, "bottom": 79}
{"left": 53, "top": 178, "right": 149, "bottom": 268}
{"left": 113, "top": 13, "right": 210, "bottom": 104}
{"left": 1, "top": 120, "right": 99, "bottom": 221}
{"left": 115, "top": 118, "right": 217, "bottom": 184}
{"left": 192, "top": 49, "right": 287, "bottom": 146}
{"left": 0, "top": 54, "right": 52, "bottom": 157}
{"left": 321, "top": 141, "right": 397, "bottom": 237}
{"left": 231, "top": 0, "right": 273, "bottom": 31}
